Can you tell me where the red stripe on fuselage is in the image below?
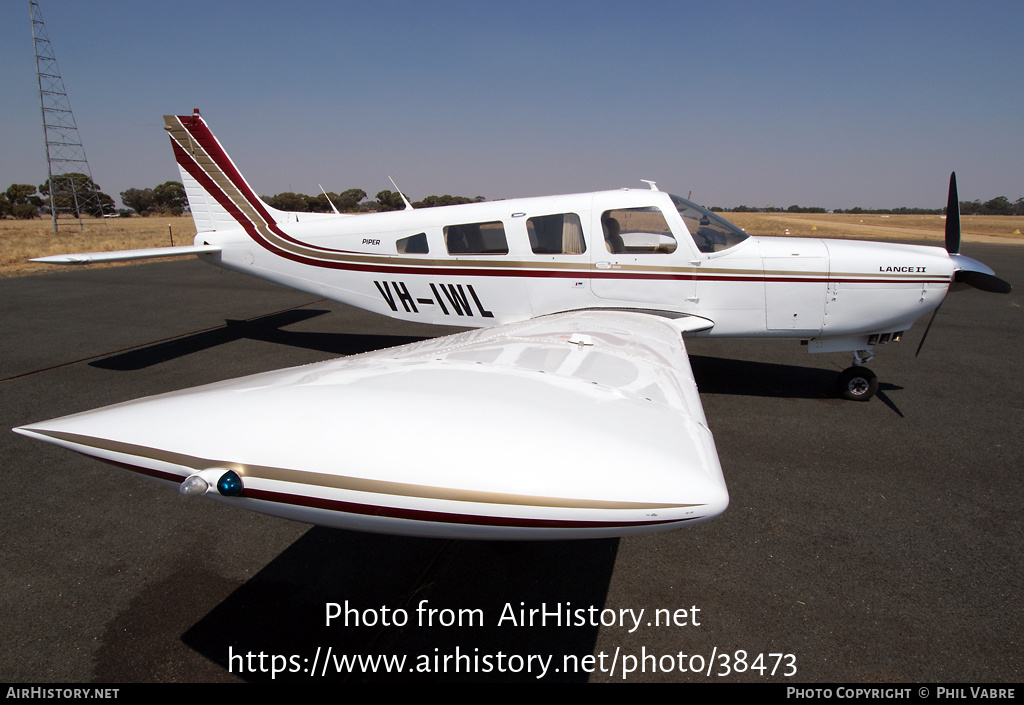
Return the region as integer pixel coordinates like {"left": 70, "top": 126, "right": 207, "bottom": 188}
{"left": 171, "top": 117, "right": 951, "bottom": 287}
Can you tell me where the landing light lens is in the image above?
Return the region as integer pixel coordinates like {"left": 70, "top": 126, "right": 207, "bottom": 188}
{"left": 180, "top": 475, "right": 209, "bottom": 496}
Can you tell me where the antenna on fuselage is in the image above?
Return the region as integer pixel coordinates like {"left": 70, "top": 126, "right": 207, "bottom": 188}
{"left": 388, "top": 176, "right": 414, "bottom": 210}
{"left": 641, "top": 180, "right": 658, "bottom": 191}
{"left": 318, "top": 184, "right": 341, "bottom": 214}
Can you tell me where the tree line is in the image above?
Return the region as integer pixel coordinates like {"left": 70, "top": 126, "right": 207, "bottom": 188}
{"left": 714, "top": 196, "right": 1024, "bottom": 216}
{"left": 3, "top": 178, "right": 1020, "bottom": 220}
{"left": 0, "top": 179, "right": 486, "bottom": 220}
{"left": 262, "top": 189, "right": 486, "bottom": 213}
{"left": 1, "top": 176, "right": 117, "bottom": 219}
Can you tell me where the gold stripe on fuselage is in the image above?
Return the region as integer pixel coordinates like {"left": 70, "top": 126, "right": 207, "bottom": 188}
{"left": 165, "top": 117, "right": 947, "bottom": 286}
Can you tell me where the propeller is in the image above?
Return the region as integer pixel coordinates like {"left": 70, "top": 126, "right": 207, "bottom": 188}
{"left": 942, "top": 172, "right": 1012, "bottom": 294}
{"left": 917, "top": 172, "right": 1012, "bottom": 357}
{"left": 945, "top": 172, "right": 960, "bottom": 254}
{"left": 954, "top": 268, "right": 1013, "bottom": 294}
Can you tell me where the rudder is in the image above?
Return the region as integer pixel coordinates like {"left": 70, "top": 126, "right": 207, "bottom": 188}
{"left": 163, "top": 109, "right": 285, "bottom": 235}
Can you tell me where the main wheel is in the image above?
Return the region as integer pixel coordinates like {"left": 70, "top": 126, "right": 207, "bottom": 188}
{"left": 836, "top": 366, "right": 878, "bottom": 401}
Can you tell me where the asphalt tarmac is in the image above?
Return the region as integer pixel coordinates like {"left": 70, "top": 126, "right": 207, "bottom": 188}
{"left": 2, "top": 243, "right": 1021, "bottom": 683}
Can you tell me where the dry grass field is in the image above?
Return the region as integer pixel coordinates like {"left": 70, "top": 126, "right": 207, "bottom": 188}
{"left": 0, "top": 215, "right": 197, "bottom": 277}
{"left": 2, "top": 212, "right": 1022, "bottom": 278}
{"left": 726, "top": 212, "right": 1024, "bottom": 244}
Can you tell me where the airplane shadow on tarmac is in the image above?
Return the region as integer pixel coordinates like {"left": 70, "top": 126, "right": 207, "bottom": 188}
{"left": 89, "top": 308, "right": 902, "bottom": 408}
{"left": 89, "top": 309, "right": 430, "bottom": 371}
{"left": 177, "top": 530, "right": 620, "bottom": 682}
{"left": 689, "top": 355, "right": 905, "bottom": 414}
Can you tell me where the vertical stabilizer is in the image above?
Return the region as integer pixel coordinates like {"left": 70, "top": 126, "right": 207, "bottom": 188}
{"left": 163, "top": 110, "right": 287, "bottom": 235}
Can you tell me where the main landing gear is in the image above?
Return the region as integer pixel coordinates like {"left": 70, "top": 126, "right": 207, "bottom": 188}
{"left": 836, "top": 350, "right": 878, "bottom": 402}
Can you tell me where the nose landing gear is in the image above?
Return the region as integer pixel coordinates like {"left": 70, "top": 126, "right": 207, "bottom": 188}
{"left": 837, "top": 366, "right": 878, "bottom": 401}
{"left": 837, "top": 349, "right": 877, "bottom": 401}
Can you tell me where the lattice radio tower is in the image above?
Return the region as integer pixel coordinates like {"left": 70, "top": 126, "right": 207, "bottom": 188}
{"left": 30, "top": 0, "right": 107, "bottom": 234}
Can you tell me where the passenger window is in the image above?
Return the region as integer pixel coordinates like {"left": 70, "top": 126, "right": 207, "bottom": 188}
{"left": 526, "top": 213, "right": 586, "bottom": 254}
{"left": 396, "top": 233, "right": 428, "bottom": 254}
{"left": 444, "top": 221, "right": 508, "bottom": 255}
{"left": 601, "top": 207, "right": 677, "bottom": 254}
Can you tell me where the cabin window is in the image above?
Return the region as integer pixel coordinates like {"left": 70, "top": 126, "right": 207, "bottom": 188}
{"left": 526, "top": 213, "right": 586, "bottom": 255}
{"left": 444, "top": 221, "right": 508, "bottom": 255}
{"left": 671, "top": 194, "right": 748, "bottom": 253}
{"left": 396, "top": 233, "right": 428, "bottom": 254}
{"left": 601, "top": 207, "right": 677, "bottom": 254}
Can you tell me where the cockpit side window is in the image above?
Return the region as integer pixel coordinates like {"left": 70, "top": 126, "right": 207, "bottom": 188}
{"left": 671, "top": 195, "right": 749, "bottom": 253}
{"left": 600, "top": 207, "right": 677, "bottom": 254}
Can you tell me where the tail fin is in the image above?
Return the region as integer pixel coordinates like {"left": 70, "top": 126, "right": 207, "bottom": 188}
{"left": 164, "top": 109, "right": 289, "bottom": 235}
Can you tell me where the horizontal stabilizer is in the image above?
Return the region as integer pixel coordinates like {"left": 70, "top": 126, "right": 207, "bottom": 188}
{"left": 31, "top": 244, "right": 221, "bottom": 265}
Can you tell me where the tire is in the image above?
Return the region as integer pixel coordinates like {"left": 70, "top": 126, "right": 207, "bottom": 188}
{"left": 836, "top": 366, "right": 878, "bottom": 401}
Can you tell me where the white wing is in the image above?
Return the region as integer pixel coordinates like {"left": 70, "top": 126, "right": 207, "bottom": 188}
{"left": 14, "top": 310, "right": 727, "bottom": 539}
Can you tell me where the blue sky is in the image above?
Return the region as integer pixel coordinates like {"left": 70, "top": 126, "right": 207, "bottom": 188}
{"left": 2, "top": 0, "right": 1021, "bottom": 210}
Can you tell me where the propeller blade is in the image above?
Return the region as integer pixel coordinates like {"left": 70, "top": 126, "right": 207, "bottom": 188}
{"left": 955, "top": 269, "right": 1013, "bottom": 294}
{"left": 945, "top": 172, "right": 960, "bottom": 254}
{"left": 915, "top": 302, "right": 943, "bottom": 358}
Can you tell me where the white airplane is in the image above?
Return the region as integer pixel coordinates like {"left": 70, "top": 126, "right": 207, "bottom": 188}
{"left": 14, "top": 110, "right": 1011, "bottom": 540}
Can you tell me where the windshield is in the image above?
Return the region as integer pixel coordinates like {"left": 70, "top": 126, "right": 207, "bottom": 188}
{"left": 670, "top": 194, "right": 749, "bottom": 253}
